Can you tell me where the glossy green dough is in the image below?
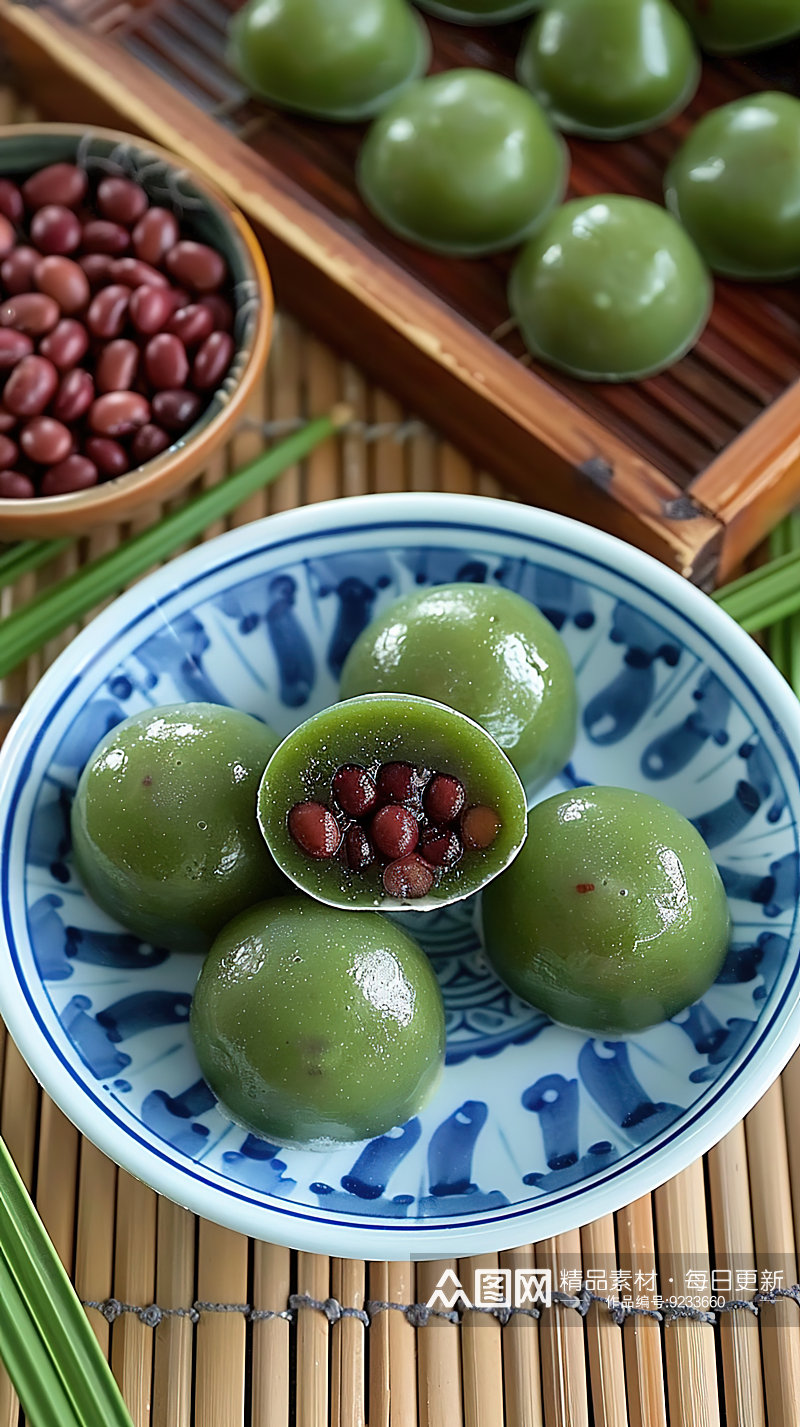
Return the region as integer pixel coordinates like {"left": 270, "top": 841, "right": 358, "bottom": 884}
{"left": 517, "top": 0, "right": 699, "bottom": 139}
{"left": 665, "top": 93, "right": 800, "bottom": 281}
{"left": 671, "top": 0, "right": 800, "bottom": 53}
{"left": 356, "top": 69, "right": 568, "bottom": 255}
{"left": 227, "top": 0, "right": 430, "bottom": 122}
{"left": 340, "top": 583, "right": 577, "bottom": 794}
{"left": 508, "top": 195, "right": 712, "bottom": 382}
{"left": 415, "top": 0, "right": 540, "bottom": 22}
{"left": 71, "top": 703, "right": 285, "bottom": 954}
{"left": 258, "top": 693, "right": 527, "bottom": 911}
{"left": 482, "top": 786, "right": 731, "bottom": 1035}
{"left": 190, "top": 897, "right": 446, "bottom": 1144}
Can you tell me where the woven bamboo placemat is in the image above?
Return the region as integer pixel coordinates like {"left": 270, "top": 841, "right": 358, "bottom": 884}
{"left": 2, "top": 81, "right": 800, "bottom": 1427}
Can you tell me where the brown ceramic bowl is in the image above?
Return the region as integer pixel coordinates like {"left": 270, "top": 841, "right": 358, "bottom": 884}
{"left": 0, "top": 124, "right": 273, "bottom": 539}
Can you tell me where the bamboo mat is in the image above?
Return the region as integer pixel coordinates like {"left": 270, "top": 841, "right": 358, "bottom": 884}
{"left": 2, "top": 85, "right": 800, "bottom": 1427}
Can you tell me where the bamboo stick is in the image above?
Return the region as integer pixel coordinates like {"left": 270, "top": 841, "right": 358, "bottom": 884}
{"left": 331, "top": 1257, "right": 366, "bottom": 1427}
{"left": 416, "top": 1260, "right": 464, "bottom": 1427}
{"left": 151, "top": 1199, "right": 194, "bottom": 1427}
{"left": 616, "top": 1196, "right": 667, "bottom": 1427}
{"left": 368, "top": 1262, "right": 391, "bottom": 1427}
{"left": 459, "top": 1254, "right": 505, "bottom": 1427}
{"left": 342, "top": 363, "right": 368, "bottom": 501}
{"left": 111, "top": 1169, "right": 157, "bottom": 1427}
{"left": 781, "top": 1049, "right": 800, "bottom": 1262}
{"left": 388, "top": 1262, "right": 419, "bottom": 1427}
{"left": 535, "top": 1233, "right": 590, "bottom": 1427}
{"left": 194, "top": 1220, "right": 248, "bottom": 1427}
{"left": 745, "top": 1081, "right": 800, "bottom": 1427}
{"left": 306, "top": 336, "right": 344, "bottom": 506}
{"left": 296, "top": 1252, "right": 331, "bottom": 1427}
{"left": 581, "top": 1215, "right": 629, "bottom": 1427}
{"left": 0, "top": 1037, "right": 40, "bottom": 1427}
{"left": 370, "top": 389, "right": 406, "bottom": 495}
{"left": 706, "top": 1124, "right": 766, "bottom": 1427}
{"left": 500, "top": 1245, "right": 543, "bottom": 1427}
{"left": 74, "top": 1139, "right": 117, "bottom": 1358}
{"left": 267, "top": 313, "right": 304, "bottom": 515}
{"left": 654, "top": 1161, "right": 720, "bottom": 1427}
{"left": 251, "top": 1243, "right": 291, "bottom": 1427}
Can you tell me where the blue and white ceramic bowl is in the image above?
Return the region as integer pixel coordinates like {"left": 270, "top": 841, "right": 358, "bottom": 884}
{"left": 1, "top": 493, "right": 799, "bottom": 1260}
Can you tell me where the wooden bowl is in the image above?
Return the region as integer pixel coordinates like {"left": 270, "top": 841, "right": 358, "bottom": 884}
{"left": 0, "top": 123, "right": 273, "bottom": 539}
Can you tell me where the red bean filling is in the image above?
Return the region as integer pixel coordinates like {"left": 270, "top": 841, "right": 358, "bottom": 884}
{"left": 0, "top": 160, "right": 235, "bottom": 499}
{"left": 287, "top": 760, "right": 501, "bottom": 900}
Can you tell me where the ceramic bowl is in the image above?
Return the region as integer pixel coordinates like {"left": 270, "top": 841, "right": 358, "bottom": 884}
{"left": 0, "top": 124, "right": 272, "bottom": 540}
{"left": 1, "top": 493, "right": 799, "bottom": 1260}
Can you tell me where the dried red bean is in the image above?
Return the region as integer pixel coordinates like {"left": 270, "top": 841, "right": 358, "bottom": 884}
{"left": 96, "top": 339, "right": 139, "bottom": 394}
{"left": 165, "top": 240, "right": 226, "bottom": 293}
{"left": 151, "top": 387, "right": 201, "bottom": 433}
{"left": 0, "top": 469, "right": 34, "bottom": 498}
{"left": 419, "top": 827, "right": 463, "bottom": 869}
{"left": 144, "top": 332, "right": 189, "bottom": 389}
{"left": 87, "top": 284, "right": 132, "bottom": 339}
{"left": 129, "top": 285, "right": 176, "bottom": 336}
{"left": 382, "top": 854, "right": 434, "bottom": 900}
{"left": 376, "top": 761, "right": 418, "bottom": 806}
{"left": 130, "top": 423, "right": 171, "bottom": 463}
{"left": 40, "top": 455, "right": 99, "bottom": 496}
{"left": 343, "top": 825, "right": 374, "bottom": 872}
{"left": 4, "top": 355, "right": 58, "bottom": 416}
{"left": 78, "top": 253, "right": 114, "bottom": 288}
{"left": 0, "top": 434, "right": 18, "bottom": 468}
{"left": 0, "top": 292, "right": 59, "bottom": 336}
{"left": 84, "top": 436, "right": 129, "bottom": 477}
{"left": 424, "top": 773, "right": 466, "bottom": 824}
{"left": 0, "top": 408, "right": 17, "bottom": 433}
{"left": 0, "top": 329, "right": 33, "bottom": 369}
{"left": 34, "top": 255, "right": 90, "bottom": 314}
{"left": 88, "top": 390, "right": 150, "bottom": 437}
{"left": 20, "top": 415, "right": 72, "bottom": 465}
{"left": 198, "top": 293, "right": 234, "bottom": 331}
{"left": 371, "top": 804, "right": 419, "bottom": 860}
{"left": 23, "top": 163, "right": 87, "bottom": 211}
{"left": 132, "top": 207, "right": 179, "bottom": 266}
{"left": 40, "top": 318, "right": 90, "bottom": 371}
{"left": 0, "top": 216, "right": 14, "bottom": 259}
{"left": 52, "top": 368, "right": 95, "bottom": 423}
{"left": 30, "top": 205, "right": 81, "bottom": 256}
{"left": 288, "top": 801, "right": 341, "bottom": 859}
{"left": 81, "top": 220, "right": 130, "bottom": 256}
{"left": 0, "top": 180, "right": 23, "bottom": 226}
{"left": 110, "top": 257, "right": 169, "bottom": 290}
{"left": 332, "top": 764, "right": 377, "bottom": 818}
{"left": 2, "top": 247, "right": 40, "bottom": 295}
{"left": 97, "top": 176, "right": 149, "bottom": 227}
{"left": 166, "top": 302, "right": 214, "bottom": 347}
{"left": 192, "top": 330, "right": 234, "bottom": 391}
{"left": 461, "top": 805, "right": 501, "bottom": 850}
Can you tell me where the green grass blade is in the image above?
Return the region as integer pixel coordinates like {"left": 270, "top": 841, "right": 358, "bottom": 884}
{"left": 0, "top": 1250, "right": 85, "bottom": 1427}
{"left": 0, "top": 539, "right": 71, "bottom": 592}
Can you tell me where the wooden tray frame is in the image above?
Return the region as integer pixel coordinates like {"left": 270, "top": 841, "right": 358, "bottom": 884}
{"left": 2, "top": 0, "right": 800, "bottom": 586}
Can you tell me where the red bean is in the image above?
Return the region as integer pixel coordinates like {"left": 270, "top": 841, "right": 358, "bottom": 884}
{"left": 424, "top": 774, "right": 466, "bottom": 824}
{"left": 40, "top": 319, "right": 90, "bottom": 370}
{"left": 288, "top": 801, "right": 341, "bottom": 859}
{"left": 0, "top": 434, "right": 18, "bottom": 468}
{"left": 382, "top": 855, "right": 434, "bottom": 900}
{"left": 30, "top": 205, "right": 81, "bottom": 256}
{"left": 4, "top": 355, "right": 58, "bottom": 416}
{"left": 0, "top": 216, "right": 14, "bottom": 259}
{"left": 343, "top": 825, "right": 374, "bottom": 872}
{"left": 23, "top": 163, "right": 87, "bottom": 211}
{"left": 0, "top": 469, "right": 35, "bottom": 498}
{"left": 0, "top": 292, "right": 59, "bottom": 336}
{"left": 96, "top": 338, "right": 139, "bottom": 393}
{"left": 166, "top": 303, "right": 214, "bottom": 348}
{"left": 110, "top": 257, "right": 169, "bottom": 290}
{"left": 371, "top": 805, "right": 420, "bottom": 859}
{"left": 131, "top": 423, "right": 171, "bottom": 463}
{"left": 81, "top": 220, "right": 130, "bottom": 256}
{"left": 461, "top": 805, "right": 501, "bottom": 850}
{"left": 145, "top": 332, "right": 188, "bottom": 389}
{"left": 198, "top": 293, "right": 233, "bottom": 332}
{"left": 20, "top": 415, "right": 72, "bottom": 465}
{"left": 78, "top": 253, "right": 114, "bottom": 288}
{"left": 2, "top": 247, "right": 39, "bottom": 295}
{"left": 87, "top": 284, "right": 131, "bottom": 339}
{"left": 129, "top": 285, "right": 176, "bottom": 336}
{"left": 0, "top": 329, "right": 33, "bottom": 369}
{"left": 34, "top": 255, "right": 90, "bottom": 314}
{"left": 41, "top": 455, "right": 98, "bottom": 496}
{"left": 0, "top": 408, "right": 17, "bottom": 433}
{"left": 332, "top": 764, "right": 377, "bottom": 818}
{"left": 97, "top": 176, "right": 149, "bottom": 227}
{"left": 419, "top": 827, "right": 463, "bottom": 869}
{"left": 132, "top": 207, "right": 178, "bottom": 265}
{"left": 52, "top": 368, "right": 95, "bottom": 423}
{"left": 376, "top": 761, "right": 419, "bottom": 806}
{"left": 165, "top": 240, "right": 226, "bottom": 293}
{"left": 192, "top": 330, "right": 234, "bottom": 391}
{"left": 0, "top": 180, "right": 23, "bottom": 226}
{"left": 84, "top": 436, "right": 129, "bottom": 477}
{"left": 151, "top": 387, "right": 201, "bottom": 433}
{"left": 89, "top": 390, "right": 150, "bottom": 437}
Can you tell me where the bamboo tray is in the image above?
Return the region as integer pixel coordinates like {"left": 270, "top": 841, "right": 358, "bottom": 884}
{"left": 3, "top": 0, "right": 800, "bottom": 586}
